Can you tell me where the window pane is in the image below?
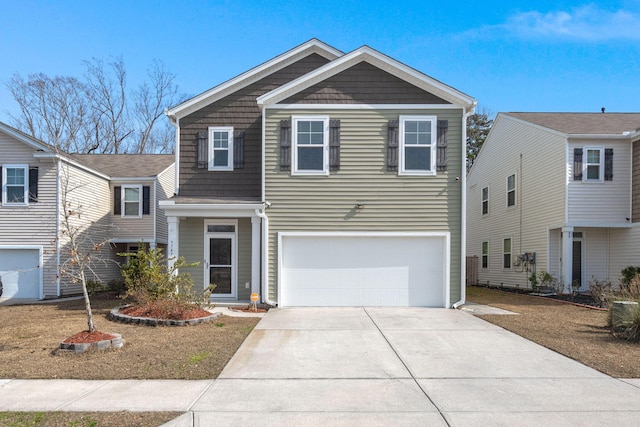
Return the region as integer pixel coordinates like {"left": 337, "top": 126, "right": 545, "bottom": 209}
{"left": 310, "top": 121, "right": 323, "bottom": 132}
{"left": 507, "top": 175, "right": 515, "bottom": 191}
{"left": 7, "top": 186, "right": 24, "bottom": 203}
{"left": 124, "top": 201, "right": 139, "bottom": 216}
{"left": 482, "top": 201, "right": 488, "bottom": 214}
{"left": 298, "top": 146, "right": 323, "bottom": 170}
{"left": 213, "top": 132, "right": 229, "bottom": 148}
{"left": 6, "top": 168, "right": 25, "bottom": 185}
{"left": 297, "top": 120, "right": 324, "bottom": 146}
{"left": 507, "top": 191, "right": 515, "bottom": 206}
{"left": 210, "top": 238, "right": 232, "bottom": 265}
{"left": 587, "top": 150, "right": 600, "bottom": 163}
{"left": 405, "top": 121, "right": 418, "bottom": 132}
{"left": 482, "top": 241, "right": 488, "bottom": 254}
{"left": 587, "top": 165, "right": 600, "bottom": 180}
{"left": 482, "top": 187, "right": 488, "bottom": 200}
{"left": 404, "top": 146, "right": 430, "bottom": 171}
{"left": 214, "top": 150, "right": 229, "bottom": 167}
{"left": 404, "top": 120, "right": 431, "bottom": 146}
{"left": 124, "top": 187, "right": 139, "bottom": 202}
{"left": 503, "top": 254, "right": 511, "bottom": 269}
{"left": 298, "top": 121, "right": 311, "bottom": 132}
{"left": 210, "top": 267, "right": 232, "bottom": 294}
{"left": 207, "top": 225, "right": 235, "bottom": 233}
{"left": 503, "top": 239, "right": 511, "bottom": 253}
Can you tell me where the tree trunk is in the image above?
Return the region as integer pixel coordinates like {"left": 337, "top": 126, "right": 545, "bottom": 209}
{"left": 80, "top": 270, "right": 95, "bottom": 333}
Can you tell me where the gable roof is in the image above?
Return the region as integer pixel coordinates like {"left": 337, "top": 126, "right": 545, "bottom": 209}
{"left": 165, "top": 39, "right": 343, "bottom": 121}
{"left": 257, "top": 45, "right": 476, "bottom": 111}
{"left": 505, "top": 112, "right": 640, "bottom": 135}
{"left": 0, "top": 121, "right": 56, "bottom": 152}
{"left": 71, "top": 154, "right": 174, "bottom": 178}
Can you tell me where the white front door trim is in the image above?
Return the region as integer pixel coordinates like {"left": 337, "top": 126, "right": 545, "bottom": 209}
{"left": 204, "top": 219, "right": 238, "bottom": 299}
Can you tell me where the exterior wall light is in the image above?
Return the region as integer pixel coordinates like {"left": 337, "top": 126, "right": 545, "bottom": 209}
{"left": 355, "top": 203, "right": 365, "bottom": 210}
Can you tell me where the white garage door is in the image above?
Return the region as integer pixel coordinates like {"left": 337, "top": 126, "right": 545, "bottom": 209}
{"left": 279, "top": 233, "right": 449, "bottom": 307}
{"left": 0, "top": 248, "right": 41, "bottom": 299}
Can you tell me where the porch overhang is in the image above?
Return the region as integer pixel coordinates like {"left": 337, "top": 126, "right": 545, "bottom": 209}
{"left": 159, "top": 199, "right": 264, "bottom": 218}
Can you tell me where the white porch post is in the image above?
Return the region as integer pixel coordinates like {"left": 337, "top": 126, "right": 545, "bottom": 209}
{"left": 167, "top": 216, "right": 180, "bottom": 274}
{"left": 251, "top": 215, "right": 261, "bottom": 296}
{"left": 561, "top": 226, "right": 574, "bottom": 294}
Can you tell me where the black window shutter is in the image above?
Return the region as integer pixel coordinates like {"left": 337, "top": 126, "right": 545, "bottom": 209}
{"left": 329, "top": 119, "right": 341, "bottom": 171}
{"left": 387, "top": 120, "right": 399, "bottom": 171}
{"left": 280, "top": 120, "right": 291, "bottom": 171}
{"left": 28, "top": 167, "right": 38, "bottom": 202}
{"left": 573, "top": 148, "right": 583, "bottom": 180}
{"left": 234, "top": 130, "right": 244, "bottom": 169}
{"left": 0, "top": 167, "right": 2, "bottom": 198}
{"left": 436, "top": 120, "right": 448, "bottom": 171}
{"left": 114, "top": 186, "right": 121, "bottom": 215}
{"left": 142, "top": 186, "right": 150, "bottom": 215}
{"left": 605, "top": 148, "right": 613, "bottom": 181}
{"left": 197, "top": 131, "right": 208, "bottom": 169}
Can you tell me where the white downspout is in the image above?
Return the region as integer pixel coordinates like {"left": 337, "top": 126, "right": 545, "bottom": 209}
{"left": 255, "top": 207, "right": 275, "bottom": 306}
{"left": 453, "top": 103, "right": 476, "bottom": 308}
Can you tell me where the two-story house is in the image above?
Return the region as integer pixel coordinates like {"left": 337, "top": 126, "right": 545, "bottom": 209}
{"left": 467, "top": 112, "right": 640, "bottom": 293}
{"left": 161, "top": 39, "right": 476, "bottom": 307}
{"left": 0, "top": 121, "right": 174, "bottom": 300}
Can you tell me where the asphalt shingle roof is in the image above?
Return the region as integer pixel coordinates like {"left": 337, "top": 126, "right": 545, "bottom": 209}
{"left": 71, "top": 154, "right": 174, "bottom": 178}
{"left": 505, "top": 112, "right": 640, "bottom": 135}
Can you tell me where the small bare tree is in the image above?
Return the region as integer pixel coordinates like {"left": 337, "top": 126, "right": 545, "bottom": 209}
{"left": 57, "top": 159, "right": 114, "bottom": 332}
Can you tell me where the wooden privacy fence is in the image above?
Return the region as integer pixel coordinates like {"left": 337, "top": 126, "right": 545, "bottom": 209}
{"left": 466, "top": 256, "right": 478, "bottom": 286}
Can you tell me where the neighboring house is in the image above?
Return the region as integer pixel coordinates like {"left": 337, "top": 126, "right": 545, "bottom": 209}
{"left": 161, "top": 39, "right": 476, "bottom": 307}
{"left": 0, "top": 121, "right": 174, "bottom": 300}
{"left": 467, "top": 112, "right": 640, "bottom": 293}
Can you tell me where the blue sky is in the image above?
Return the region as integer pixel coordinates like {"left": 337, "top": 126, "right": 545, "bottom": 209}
{"left": 1, "top": 0, "right": 639, "bottom": 124}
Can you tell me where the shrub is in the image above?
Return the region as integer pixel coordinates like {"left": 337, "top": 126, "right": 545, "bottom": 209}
{"left": 588, "top": 277, "right": 613, "bottom": 308}
{"left": 86, "top": 279, "right": 105, "bottom": 295}
{"left": 620, "top": 266, "right": 640, "bottom": 289}
{"left": 119, "top": 245, "right": 200, "bottom": 306}
{"left": 107, "top": 278, "right": 127, "bottom": 295}
{"left": 607, "top": 273, "right": 640, "bottom": 339}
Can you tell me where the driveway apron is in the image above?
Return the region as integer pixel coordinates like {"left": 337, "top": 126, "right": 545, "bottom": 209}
{"left": 184, "top": 307, "right": 640, "bottom": 426}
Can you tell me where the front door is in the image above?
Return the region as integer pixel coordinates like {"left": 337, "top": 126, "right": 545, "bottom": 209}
{"left": 572, "top": 233, "right": 584, "bottom": 290}
{"left": 205, "top": 221, "right": 237, "bottom": 298}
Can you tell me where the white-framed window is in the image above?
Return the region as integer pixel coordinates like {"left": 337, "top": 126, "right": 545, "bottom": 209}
{"left": 584, "top": 147, "right": 604, "bottom": 181}
{"left": 2, "top": 164, "right": 28, "bottom": 206}
{"left": 208, "top": 126, "right": 234, "bottom": 171}
{"left": 482, "top": 241, "right": 489, "bottom": 269}
{"left": 507, "top": 174, "right": 516, "bottom": 207}
{"left": 292, "top": 115, "right": 329, "bottom": 175}
{"left": 503, "top": 238, "right": 512, "bottom": 269}
{"left": 399, "top": 115, "right": 437, "bottom": 175}
{"left": 122, "top": 184, "right": 142, "bottom": 218}
{"left": 482, "top": 186, "right": 489, "bottom": 215}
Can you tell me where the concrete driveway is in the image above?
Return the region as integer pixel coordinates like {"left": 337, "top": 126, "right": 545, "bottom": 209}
{"left": 177, "top": 307, "right": 640, "bottom": 426}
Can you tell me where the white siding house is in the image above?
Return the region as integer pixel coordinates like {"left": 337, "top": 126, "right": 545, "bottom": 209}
{"left": 0, "top": 122, "right": 174, "bottom": 301}
{"left": 467, "top": 113, "right": 640, "bottom": 293}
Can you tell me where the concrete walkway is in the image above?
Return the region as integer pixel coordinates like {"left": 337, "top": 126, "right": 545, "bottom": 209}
{"left": 1, "top": 307, "right": 639, "bottom": 426}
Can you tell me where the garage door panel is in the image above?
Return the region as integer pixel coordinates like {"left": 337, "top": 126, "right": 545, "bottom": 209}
{"left": 280, "top": 235, "right": 447, "bottom": 307}
{"left": 0, "top": 248, "right": 41, "bottom": 299}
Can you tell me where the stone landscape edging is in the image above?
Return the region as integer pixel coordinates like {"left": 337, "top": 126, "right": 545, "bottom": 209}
{"left": 59, "top": 333, "right": 124, "bottom": 354}
{"left": 107, "top": 305, "right": 222, "bottom": 326}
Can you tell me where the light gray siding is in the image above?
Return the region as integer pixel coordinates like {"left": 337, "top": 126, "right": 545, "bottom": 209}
{"left": 0, "top": 133, "right": 58, "bottom": 296}
{"left": 467, "top": 114, "right": 567, "bottom": 288}
{"left": 567, "top": 139, "right": 631, "bottom": 225}
{"left": 264, "top": 107, "right": 464, "bottom": 303}
{"left": 110, "top": 181, "right": 156, "bottom": 242}
{"left": 58, "top": 163, "right": 114, "bottom": 295}
{"left": 156, "top": 164, "right": 175, "bottom": 244}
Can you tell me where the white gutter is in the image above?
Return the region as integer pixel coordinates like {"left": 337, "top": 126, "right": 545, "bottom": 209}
{"left": 255, "top": 206, "right": 275, "bottom": 306}
{"left": 453, "top": 103, "right": 476, "bottom": 308}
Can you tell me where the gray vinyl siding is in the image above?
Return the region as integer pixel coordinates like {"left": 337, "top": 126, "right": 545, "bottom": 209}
{"left": 467, "top": 114, "right": 566, "bottom": 289}
{"left": 178, "top": 54, "right": 330, "bottom": 199}
{"left": 155, "top": 164, "right": 175, "bottom": 244}
{"left": 567, "top": 139, "right": 631, "bottom": 225}
{"left": 110, "top": 180, "right": 156, "bottom": 242}
{"left": 264, "top": 107, "right": 464, "bottom": 303}
{"left": 58, "top": 164, "right": 114, "bottom": 295}
{"left": 178, "top": 217, "right": 252, "bottom": 299}
{"left": 633, "top": 139, "right": 640, "bottom": 222}
{"left": 0, "top": 133, "right": 58, "bottom": 296}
